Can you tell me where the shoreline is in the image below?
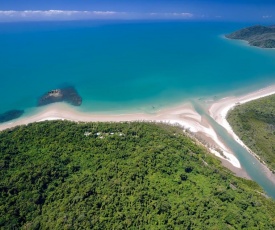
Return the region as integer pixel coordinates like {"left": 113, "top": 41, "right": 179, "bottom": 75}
{"left": 2, "top": 85, "right": 275, "bottom": 179}
{"left": 0, "top": 101, "right": 242, "bottom": 171}
{"left": 208, "top": 84, "right": 275, "bottom": 176}
{"left": 208, "top": 84, "right": 275, "bottom": 152}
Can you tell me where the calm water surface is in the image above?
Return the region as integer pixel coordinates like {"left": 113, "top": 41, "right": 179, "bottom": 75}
{"left": 1, "top": 21, "right": 275, "bottom": 114}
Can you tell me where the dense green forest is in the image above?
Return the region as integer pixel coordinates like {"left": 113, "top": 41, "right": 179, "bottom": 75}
{"left": 227, "top": 94, "right": 275, "bottom": 172}
{"left": 1, "top": 121, "right": 275, "bottom": 229}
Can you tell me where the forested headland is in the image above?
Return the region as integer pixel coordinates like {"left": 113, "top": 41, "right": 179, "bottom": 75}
{"left": 1, "top": 121, "right": 275, "bottom": 229}
{"left": 226, "top": 25, "right": 275, "bottom": 48}
{"left": 227, "top": 94, "right": 275, "bottom": 172}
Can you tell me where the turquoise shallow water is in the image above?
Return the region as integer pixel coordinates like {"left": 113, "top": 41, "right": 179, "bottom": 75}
{"left": 1, "top": 20, "right": 275, "bottom": 197}
{"left": 1, "top": 21, "right": 275, "bottom": 114}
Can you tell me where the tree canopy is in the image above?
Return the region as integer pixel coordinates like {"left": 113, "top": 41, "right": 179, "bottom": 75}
{"left": 1, "top": 121, "right": 275, "bottom": 229}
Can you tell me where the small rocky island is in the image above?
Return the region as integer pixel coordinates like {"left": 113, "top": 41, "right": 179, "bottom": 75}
{"left": 0, "top": 109, "right": 24, "bottom": 123}
{"left": 38, "top": 86, "right": 82, "bottom": 106}
{"left": 226, "top": 25, "right": 275, "bottom": 48}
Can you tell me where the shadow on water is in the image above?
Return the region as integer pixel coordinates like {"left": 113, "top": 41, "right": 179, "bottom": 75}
{"left": 192, "top": 100, "right": 275, "bottom": 199}
{"left": 0, "top": 110, "right": 24, "bottom": 124}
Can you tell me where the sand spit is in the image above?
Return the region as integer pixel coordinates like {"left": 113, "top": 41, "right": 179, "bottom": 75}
{"left": 208, "top": 85, "right": 275, "bottom": 181}
{"left": 209, "top": 85, "right": 275, "bottom": 156}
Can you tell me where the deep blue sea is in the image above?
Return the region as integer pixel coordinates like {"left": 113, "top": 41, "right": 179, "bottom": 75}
{"left": 1, "top": 20, "right": 275, "bottom": 115}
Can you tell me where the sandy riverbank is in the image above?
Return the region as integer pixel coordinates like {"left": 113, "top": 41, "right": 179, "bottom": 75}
{"left": 208, "top": 84, "right": 275, "bottom": 181}
{"left": 208, "top": 84, "right": 275, "bottom": 154}
{"left": 0, "top": 101, "right": 241, "bottom": 170}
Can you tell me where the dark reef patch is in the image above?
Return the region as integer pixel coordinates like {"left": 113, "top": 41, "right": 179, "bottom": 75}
{"left": 0, "top": 110, "right": 24, "bottom": 123}
{"left": 38, "top": 86, "right": 82, "bottom": 106}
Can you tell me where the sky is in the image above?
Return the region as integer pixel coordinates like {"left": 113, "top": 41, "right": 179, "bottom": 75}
{"left": 0, "top": 0, "right": 274, "bottom": 22}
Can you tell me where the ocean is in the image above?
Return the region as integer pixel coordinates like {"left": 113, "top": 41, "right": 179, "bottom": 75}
{"left": 1, "top": 20, "right": 275, "bottom": 115}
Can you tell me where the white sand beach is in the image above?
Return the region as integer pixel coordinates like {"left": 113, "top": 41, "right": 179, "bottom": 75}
{"left": 208, "top": 85, "right": 275, "bottom": 156}
{"left": 0, "top": 101, "right": 241, "bottom": 170}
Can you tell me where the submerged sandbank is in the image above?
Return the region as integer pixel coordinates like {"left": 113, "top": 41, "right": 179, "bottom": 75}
{"left": 0, "top": 101, "right": 241, "bottom": 171}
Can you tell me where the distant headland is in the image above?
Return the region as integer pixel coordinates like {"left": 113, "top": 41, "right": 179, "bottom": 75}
{"left": 38, "top": 86, "right": 82, "bottom": 106}
{"left": 226, "top": 25, "right": 275, "bottom": 48}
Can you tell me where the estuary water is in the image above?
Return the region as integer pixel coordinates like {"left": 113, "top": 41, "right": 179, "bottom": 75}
{"left": 1, "top": 20, "right": 275, "bottom": 197}
{"left": 193, "top": 102, "right": 275, "bottom": 199}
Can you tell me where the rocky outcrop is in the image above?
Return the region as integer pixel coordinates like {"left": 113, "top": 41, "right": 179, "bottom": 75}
{"left": 38, "top": 87, "right": 82, "bottom": 106}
